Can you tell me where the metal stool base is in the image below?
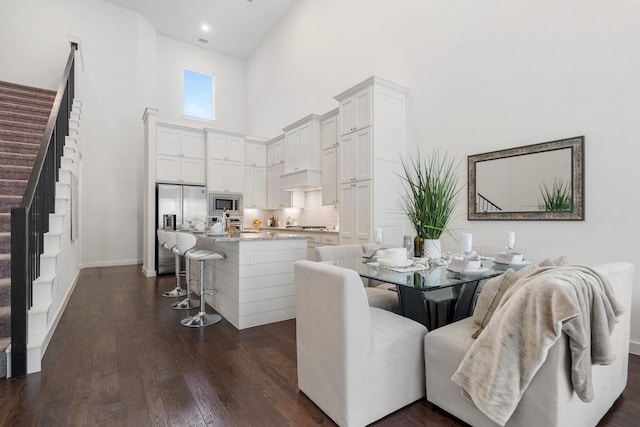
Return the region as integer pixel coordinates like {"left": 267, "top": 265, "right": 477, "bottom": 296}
{"left": 162, "top": 287, "right": 187, "bottom": 298}
{"left": 170, "top": 297, "right": 199, "bottom": 310}
{"left": 181, "top": 312, "right": 222, "bottom": 328}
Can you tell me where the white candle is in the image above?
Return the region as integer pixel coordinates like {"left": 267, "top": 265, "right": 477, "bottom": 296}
{"left": 506, "top": 231, "right": 516, "bottom": 250}
{"left": 461, "top": 233, "right": 473, "bottom": 254}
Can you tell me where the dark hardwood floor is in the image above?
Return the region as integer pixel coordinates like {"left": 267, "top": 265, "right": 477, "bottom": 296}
{"left": 0, "top": 264, "right": 638, "bottom": 426}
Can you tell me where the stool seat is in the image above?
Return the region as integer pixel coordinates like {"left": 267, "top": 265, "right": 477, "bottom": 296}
{"left": 181, "top": 247, "right": 225, "bottom": 328}
{"left": 170, "top": 232, "right": 202, "bottom": 310}
{"left": 161, "top": 230, "right": 187, "bottom": 298}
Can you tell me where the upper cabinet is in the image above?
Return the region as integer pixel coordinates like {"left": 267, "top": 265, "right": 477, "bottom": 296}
{"left": 156, "top": 125, "right": 205, "bottom": 185}
{"left": 244, "top": 142, "right": 267, "bottom": 167}
{"left": 338, "top": 86, "right": 372, "bottom": 136}
{"left": 282, "top": 114, "right": 322, "bottom": 174}
{"left": 208, "top": 131, "right": 244, "bottom": 162}
{"left": 321, "top": 108, "right": 339, "bottom": 206}
{"left": 206, "top": 129, "right": 245, "bottom": 193}
{"left": 267, "top": 135, "right": 285, "bottom": 167}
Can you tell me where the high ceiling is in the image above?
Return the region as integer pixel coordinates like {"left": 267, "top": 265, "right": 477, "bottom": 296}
{"left": 104, "top": 0, "right": 299, "bottom": 58}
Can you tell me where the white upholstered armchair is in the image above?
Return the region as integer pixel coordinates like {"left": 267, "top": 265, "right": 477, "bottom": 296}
{"left": 295, "top": 260, "right": 428, "bottom": 427}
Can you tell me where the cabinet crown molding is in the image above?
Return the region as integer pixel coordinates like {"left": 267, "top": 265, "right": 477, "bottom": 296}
{"left": 334, "top": 76, "right": 408, "bottom": 101}
{"left": 282, "top": 113, "right": 322, "bottom": 132}
{"left": 204, "top": 127, "right": 246, "bottom": 138}
{"left": 321, "top": 108, "right": 339, "bottom": 120}
{"left": 266, "top": 133, "right": 285, "bottom": 145}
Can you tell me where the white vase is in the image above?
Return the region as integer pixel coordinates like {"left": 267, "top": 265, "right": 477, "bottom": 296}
{"left": 423, "top": 239, "right": 442, "bottom": 260}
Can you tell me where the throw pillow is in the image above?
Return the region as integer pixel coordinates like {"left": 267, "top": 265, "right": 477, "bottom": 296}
{"left": 471, "top": 269, "right": 519, "bottom": 338}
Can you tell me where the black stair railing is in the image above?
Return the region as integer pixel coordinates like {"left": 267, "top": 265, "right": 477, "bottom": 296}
{"left": 10, "top": 43, "right": 78, "bottom": 378}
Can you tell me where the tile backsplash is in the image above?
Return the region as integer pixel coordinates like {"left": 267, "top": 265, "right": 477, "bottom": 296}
{"left": 243, "top": 190, "right": 339, "bottom": 229}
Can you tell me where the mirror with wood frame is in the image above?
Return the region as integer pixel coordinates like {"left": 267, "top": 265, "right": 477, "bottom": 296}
{"left": 468, "top": 136, "right": 584, "bottom": 220}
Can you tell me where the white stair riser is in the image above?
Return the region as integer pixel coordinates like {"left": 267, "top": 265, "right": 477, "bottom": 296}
{"left": 63, "top": 146, "right": 76, "bottom": 157}
{"left": 40, "top": 254, "right": 59, "bottom": 278}
{"left": 28, "top": 310, "right": 48, "bottom": 336}
{"left": 49, "top": 215, "right": 64, "bottom": 233}
{"left": 54, "top": 198, "right": 66, "bottom": 215}
{"left": 59, "top": 169, "right": 71, "bottom": 184}
{"left": 69, "top": 120, "right": 80, "bottom": 131}
{"left": 70, "top": 112, "right": 80, "bottom": 122}
{"left": 68, "top": 128, "right": 79, "bottom": 138}
{"left": 60, "top": 157, "right": 74, "bottom": 172}
{"left": 55, "top": 182, "right": 70, "bottom": 200}
{"left": 44, "top": 233, "right": 62, "bottom": 253}
{"left": 65, "top": 135, "right": 78, "bottom": 147}
{"left": 32, "top": 280, "right": 53, "bottom": 306}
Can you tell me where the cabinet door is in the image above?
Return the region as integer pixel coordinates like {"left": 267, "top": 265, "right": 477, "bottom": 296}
{"left": 322, "top": 147, "right": 338, "bottom": 205}
{"left": 321, "top": 115, "right": 338, "bottom": 150}
{"left": 181, "top": 130, "right": 204, "bottom": 158}
{"left": 274, "top": 139, "right": 284, "bottom": 164}
{"left": 181, "top": 158, "right": 205, "bottom": 184}
{"left": 226, "top": 136, "right": 245, "bottom": 162}
{"left": 157, "top": 155, "right": 180, "bottom": 183}
{"left": 208, "top": 133, "right": 227, "bottom": 160}
{"left": 285, "top": 129, "right": 299, "bottom": 173}
{"left": 208, "top": 159, "right": 227, "bottom": 191}
{"left": 339, "top": 183, "right": 356, "bottom": 243}
{"left": 157, "top": 127, "right": 180, "bottom": 156}
{"left": 243, "top": 166, "right": 255, "bottom": 206}
{"left": 339, "top": 181, "right": 371, "bottom": 244}
{"left": 298, "top": 121, "right": 312, "bottom": 170}
{"left": 253, "top": 167, "right": 267, "bottom": 208}
{"left": 340, "top": 97, "right": 356, "bottom": 135}
{"left": 354, "top": 128, "right": 372, "bottom": 181}
{"left": 339, "top": 133, "right": 356, "bottom": 183}
{"left": 226, "top": 162, "right": 244, "bottom": 193}
{"left": 267, "top": 166, "right": 277, "bottom": 208}
{"left": 355, "top": 87, "right": 372, "bottom": 130}
{"left": 253, "top": 144, "right": 267, "bottom": 167}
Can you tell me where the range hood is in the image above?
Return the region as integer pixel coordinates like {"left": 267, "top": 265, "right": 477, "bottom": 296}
{"left": 280, "top": 168, "right": 322, "bottom": 191}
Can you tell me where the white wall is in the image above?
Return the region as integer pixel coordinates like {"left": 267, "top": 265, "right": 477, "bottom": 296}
{"left": 155, "top": 34, "right": 246, "bottom": 132}
{"left": 0, "top": 0, "right": 247, "bottom": 269}
{"left": 246, "top": 0, "right": 640, "bottom": 351}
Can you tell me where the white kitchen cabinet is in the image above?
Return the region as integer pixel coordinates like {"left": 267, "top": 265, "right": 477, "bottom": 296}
{"left": 321, "top": 146, "right": 338, "bottom": 205}
{"left": 282, "top": 114, "right": 322, "bottom": 174}
{"left": 339, "top": 180, "right": 372, "bottom": 245}
{"left": 244, "top": 165, "right": 267, "bottom": 208}
{"left": 267, "top": 164, "right": 303, "bottom": 209}
{"left": 208, "top": 131, "right": 244, "bottom": 162}
{"left": 207, "top": 130, "right": 245, "bottom": 193}
{"left": 156, "top": 126, "right": 205, "bottom": 184}
{"left": 208, "top": 159, "right": 243, "bottom": 193}
{"left": 338, "top": 127, "right": 372, "bottom": 184}
{"left": 267, "top": 135, "right": 285, "bottom": 167}
{"left": 244, "top": 142, "right": 267, "bottom": 167}
{"left": 338, "top": 86, "right": 371, "bottom": 136}
{"left": 321, "top": 110, "right": 339, "bottom": 150}
{"left": 334, "top": 76, "right": 408, "bottom": 245}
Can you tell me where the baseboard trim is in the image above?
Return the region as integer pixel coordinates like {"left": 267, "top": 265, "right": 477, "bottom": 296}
{"left": 141, "top": 265, "right": 156, "bottom": 277}
{"left": 629, "top": 340, "right": 640, "bottom": 356}
{"left": 80, "top": 258, "right": 142, "bottom": 269}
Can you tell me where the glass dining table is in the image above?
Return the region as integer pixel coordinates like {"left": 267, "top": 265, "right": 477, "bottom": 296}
{"left": 324, "top": 258, "right": 508, "bottom": 330}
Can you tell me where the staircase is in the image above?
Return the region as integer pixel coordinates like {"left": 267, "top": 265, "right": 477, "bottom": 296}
{"left": 0, "top": 81, "right": 56, "bottom": 377}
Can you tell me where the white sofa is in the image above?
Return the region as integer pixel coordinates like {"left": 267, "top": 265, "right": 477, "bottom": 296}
{"left": 295, "top": 260, "right": 428, "bottom": 427}
{"left": 424, "top": 262, "right": 634, "bottom": 427}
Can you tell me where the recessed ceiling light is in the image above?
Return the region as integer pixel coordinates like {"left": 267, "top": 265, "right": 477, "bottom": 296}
{"left": 201, "top": 24, "right": 210, "bottom": 32}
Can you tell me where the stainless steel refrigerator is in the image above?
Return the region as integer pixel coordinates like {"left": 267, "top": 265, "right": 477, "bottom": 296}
{"left": 156, "top": 184, "right": 207, "bottom": 274}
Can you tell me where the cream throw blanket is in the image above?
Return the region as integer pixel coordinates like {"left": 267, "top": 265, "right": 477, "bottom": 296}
{"left": 451, "top": 265, "right": 624, "bottom": 426}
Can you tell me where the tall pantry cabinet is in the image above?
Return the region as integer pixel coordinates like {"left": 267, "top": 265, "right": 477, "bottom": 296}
{"left": 335, "top": 77, "right": 408, "bottom": 246}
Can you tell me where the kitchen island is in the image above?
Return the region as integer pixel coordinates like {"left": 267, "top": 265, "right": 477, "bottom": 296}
{"left": 192, "top": 231, "right": 308, "bottom": 329}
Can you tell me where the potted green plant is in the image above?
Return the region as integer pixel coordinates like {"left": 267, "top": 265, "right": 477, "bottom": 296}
{"left": 539, "top": 178, "right": 572, "bottom": 211}
{"left": 399, "top": 150, "right": 461, "bottom": 258}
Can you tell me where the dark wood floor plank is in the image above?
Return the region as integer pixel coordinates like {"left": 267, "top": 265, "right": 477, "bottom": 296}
{"left": 0, "top": 264, "right": 638, "bottom": 427}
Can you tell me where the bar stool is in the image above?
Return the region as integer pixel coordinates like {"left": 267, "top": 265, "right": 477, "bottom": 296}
{"left": 161, "top": 231, "right": 187, "bottom": 298}
{"left": 181, "top": 247, "right": 226, "bottom": 328}
{"left": 171, "top": 232, "right": 201, "bottom": 310}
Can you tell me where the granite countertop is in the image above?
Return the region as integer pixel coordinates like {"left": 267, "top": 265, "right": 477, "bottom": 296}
{"left": 255, "top": 226, "right": 339, "bottom": 235}
{"left": 195, "top": 231, "right": 310, "bottom": 242}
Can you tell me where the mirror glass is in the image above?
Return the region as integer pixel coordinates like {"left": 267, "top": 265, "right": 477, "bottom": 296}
{"left": 468, "top": 136, "right": 584, "bottom": 220}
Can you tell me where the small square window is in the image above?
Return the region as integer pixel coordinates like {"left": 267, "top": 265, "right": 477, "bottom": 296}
{"left": 183, "top": 68, "right": 215, "bottom": 121}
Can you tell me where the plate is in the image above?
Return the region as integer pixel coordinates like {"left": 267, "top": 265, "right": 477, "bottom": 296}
{"left": 378, "top": 257, "right": 414, "bottom": 268}
{"left": 459, "top": 267, "right": 491, "bottom": 277}
{"left": 494, "top": 260, "right": 532, "bottom": 267}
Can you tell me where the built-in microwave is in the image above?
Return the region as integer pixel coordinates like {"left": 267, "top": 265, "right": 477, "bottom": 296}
{"left": 209, "top": 192, "right": 243, "bottom": 216}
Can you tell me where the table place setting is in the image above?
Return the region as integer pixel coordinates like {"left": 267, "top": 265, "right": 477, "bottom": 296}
{"left": 367, "top": 248, "right": 429, "bottom": 273}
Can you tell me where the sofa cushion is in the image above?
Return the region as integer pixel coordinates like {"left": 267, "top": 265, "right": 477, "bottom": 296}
{"left": 471, "top": 268, "right": 518, "bottom": 338}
